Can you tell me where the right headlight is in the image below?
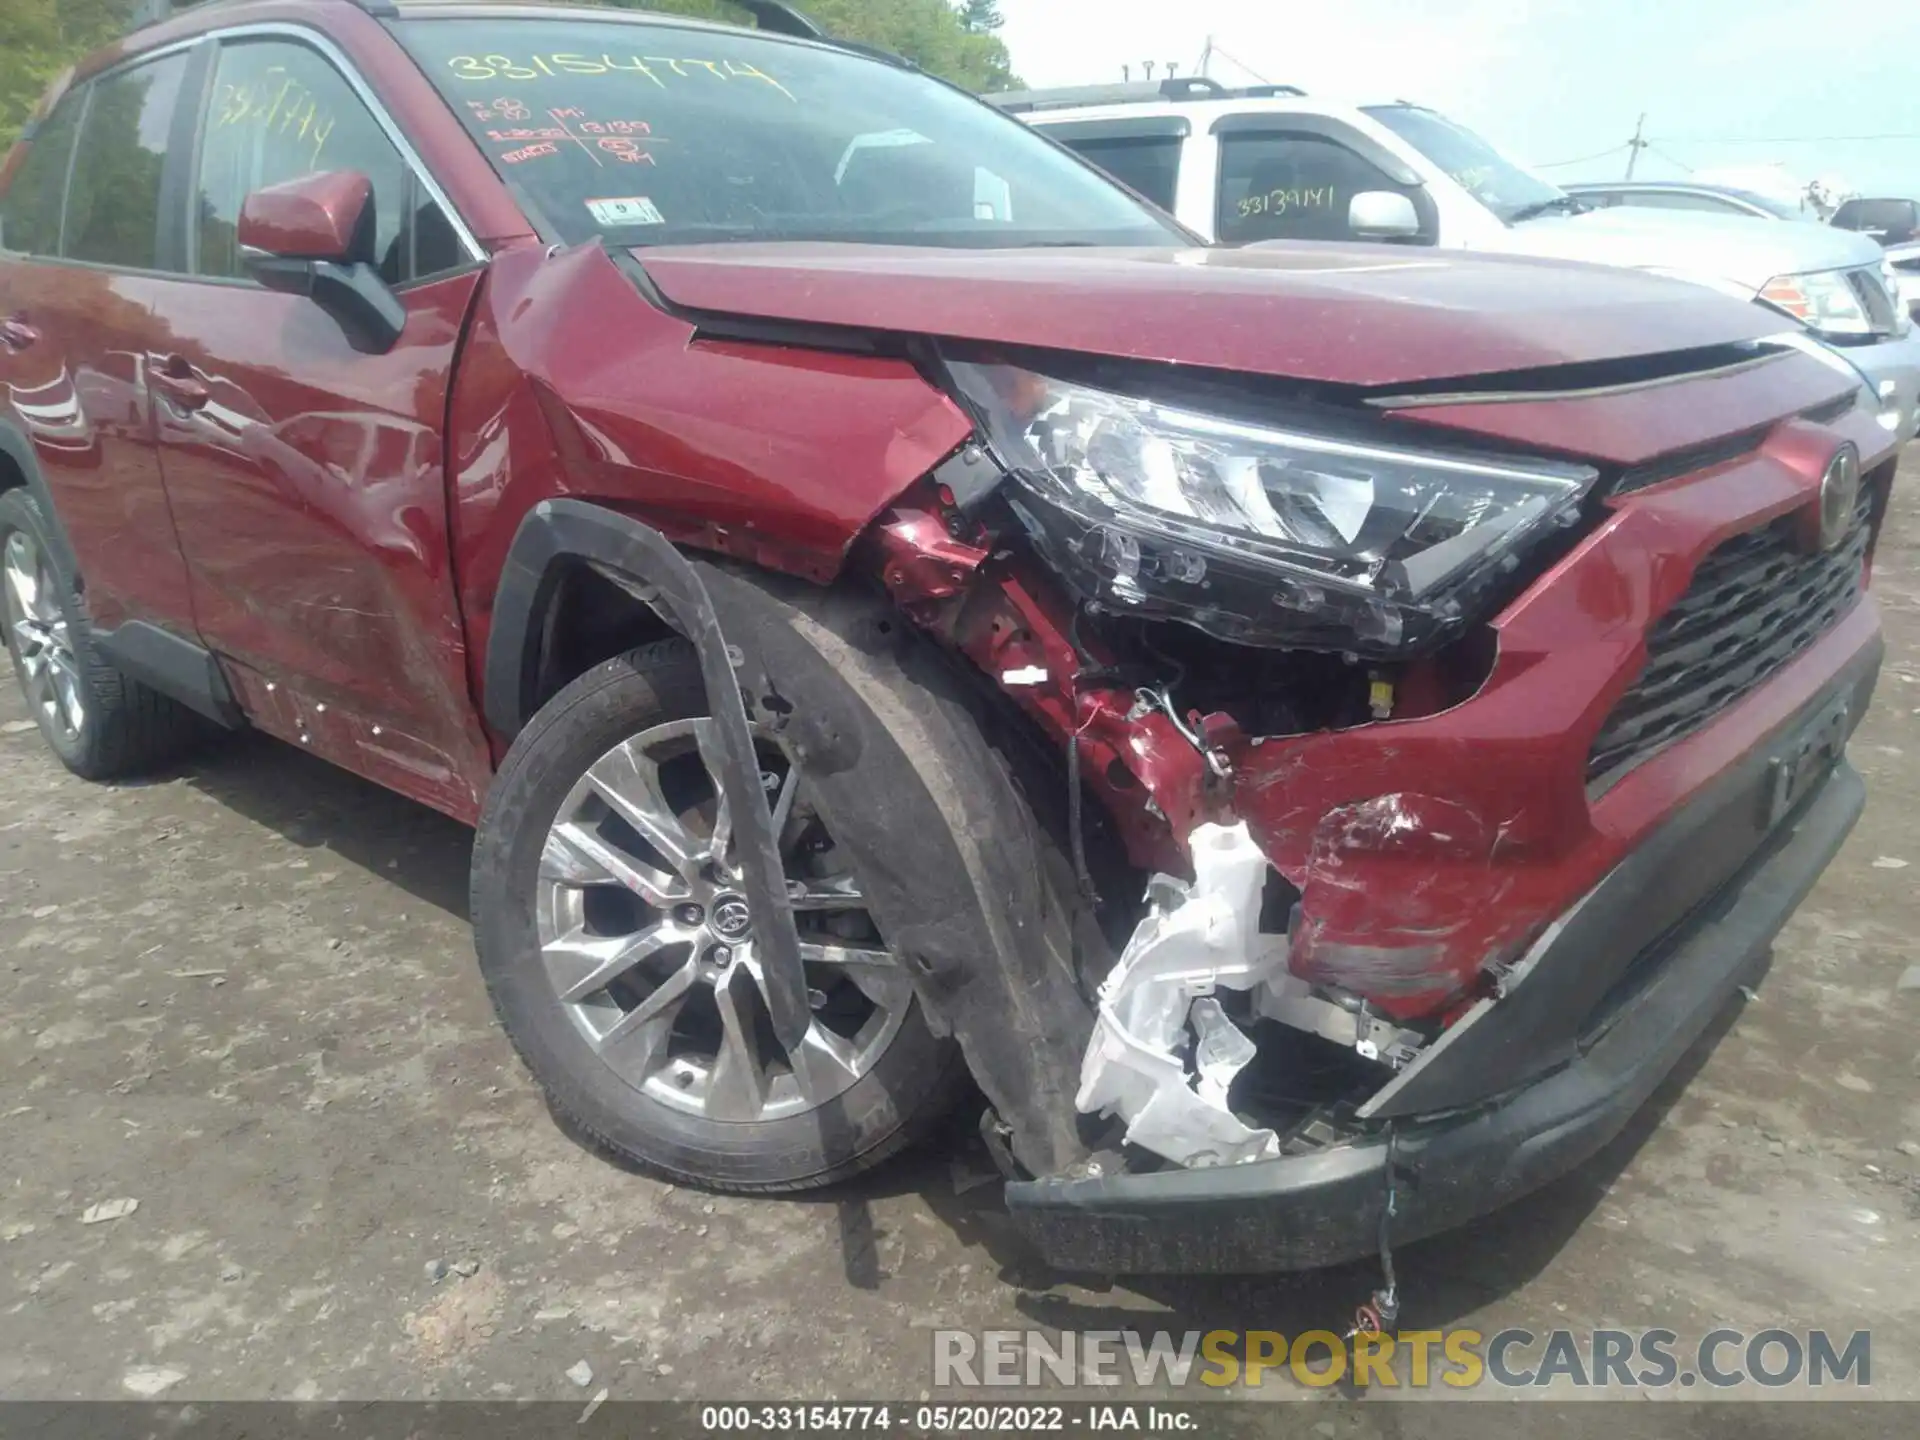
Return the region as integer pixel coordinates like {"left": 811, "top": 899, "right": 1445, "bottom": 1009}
{"left": 1760, "top": 268, "right": 1876, "bottom": 339}
{"left": 948, "top": 361, "right": 1598, "bottom": 657}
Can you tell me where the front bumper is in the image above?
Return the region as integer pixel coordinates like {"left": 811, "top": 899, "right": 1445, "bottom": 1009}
{"left": 1841, "top": 329, "right": 1920, "bottom": 441}
{"left": 1007, "top": 738, "right": 1870, "bottom": 1275}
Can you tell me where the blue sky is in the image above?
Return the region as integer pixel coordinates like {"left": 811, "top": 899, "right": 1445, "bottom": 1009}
{"left": 997, "top": 0, "right": 1920, "bottom": 198}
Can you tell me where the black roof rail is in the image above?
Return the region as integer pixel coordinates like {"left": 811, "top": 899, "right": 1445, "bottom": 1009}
{"left": 988, "top": 76, "right": 1304, "bottom": 115}
{"left": 727, "top": 1, "right": 826, "bottom": 39}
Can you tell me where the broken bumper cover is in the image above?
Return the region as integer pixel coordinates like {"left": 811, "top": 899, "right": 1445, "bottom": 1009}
{"left": 1006, "top": 754, "right": 1866, "bottom": 1275}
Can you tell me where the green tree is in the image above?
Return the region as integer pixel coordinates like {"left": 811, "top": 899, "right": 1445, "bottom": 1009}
{"left": 0, "top": 0, "right": 137, "bottom": 149}
{"left": 624, "top": 1, "right": 1019, "bottom": 92}
{"left": 958, "top": 0, "right": 1004, "bottom": 34}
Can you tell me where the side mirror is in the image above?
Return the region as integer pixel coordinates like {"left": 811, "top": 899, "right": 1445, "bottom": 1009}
{"left": 238, "top": 171, "right": 405, "bottom": 354}
{"left": 1349, "top": 190, "right": 1422, "bottom": 242}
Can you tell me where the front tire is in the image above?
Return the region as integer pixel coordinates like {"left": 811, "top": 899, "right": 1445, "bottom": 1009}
{"left": 0, "top": 489, "right": 205, "bottom": 780}
{"left": 471, "top": 638, "right": 965, "bottom": 1192}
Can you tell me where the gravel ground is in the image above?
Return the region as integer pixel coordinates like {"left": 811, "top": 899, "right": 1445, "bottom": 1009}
{"left": 2, "top": 457, "right": 1919, "bottom": 1414}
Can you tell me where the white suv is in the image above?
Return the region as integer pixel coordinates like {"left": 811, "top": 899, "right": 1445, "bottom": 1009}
{"left": 993, "top": 78, "right": 1920, "bottom": 438}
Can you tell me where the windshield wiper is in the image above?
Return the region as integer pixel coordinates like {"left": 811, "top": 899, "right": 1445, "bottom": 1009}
{"left": 1506, "top": 195, "right": 1591, "bottom": 224}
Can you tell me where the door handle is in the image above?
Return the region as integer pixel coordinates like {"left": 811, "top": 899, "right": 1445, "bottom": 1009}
{"left": 0, "top": 315, "right": 37, "bottom": 351}
{"left": 152, "top": 358, "right": 209, "bottom": 412}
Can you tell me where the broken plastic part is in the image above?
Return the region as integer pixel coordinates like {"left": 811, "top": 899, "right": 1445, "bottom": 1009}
{"left": 1190, "top": 996, "right": 1256, "bottom": 1105}
{"left": 1075, "top": 822, "right": 1288, "bottom": 1168}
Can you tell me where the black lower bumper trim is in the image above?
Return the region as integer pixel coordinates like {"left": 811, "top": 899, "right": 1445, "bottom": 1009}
{"left": 1005, "top": 760, "right": 1865, "bottom": 1275}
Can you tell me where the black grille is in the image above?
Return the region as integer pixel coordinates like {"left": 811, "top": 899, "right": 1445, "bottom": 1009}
{"left": 1587, "top": 489, "right": 1871, "bottom": 783}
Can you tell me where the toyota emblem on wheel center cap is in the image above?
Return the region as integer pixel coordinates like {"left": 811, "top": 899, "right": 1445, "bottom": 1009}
{"left": 1817, "top": 443, "right": 1862, "bottom": 552}
{"left": 709, "top": 895, "right": 754, "bottom": 941}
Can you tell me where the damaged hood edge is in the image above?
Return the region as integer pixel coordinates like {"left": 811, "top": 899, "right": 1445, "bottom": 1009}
{"left": 633, "top": 241, "right": 1794, "bottom": 391}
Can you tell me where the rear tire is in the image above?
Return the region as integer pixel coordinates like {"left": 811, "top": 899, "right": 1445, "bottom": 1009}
{"left": 471, "top": 638, "right": 967, "bottom": 1193}
{"left": 0, "top": 488, "right": 206, "bottom": 780}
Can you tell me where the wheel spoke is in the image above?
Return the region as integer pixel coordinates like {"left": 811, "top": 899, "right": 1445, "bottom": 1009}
{"left": 48, "top": 654, "right": 83, "bottom": 734}
{"left": 586, "top": 739, "right": 702, "bottom": 879}
{"left": 788, "top": 875, "right": 865, "bottom": 911}
{"left": 31, "top": 562, "right": 61, "bottom": 624}
{"left": 15, "top": 630, "right": 47, "bottom": 680}
{"left": 770, "top": 764, "right": 802, "bottom": 850}
{"left": 541, "top": 820, "right": 688, "bottom": 907}
{"left": 801, "top": 941, "right": 914, "bottom": 1010}
{"left": 546, "top": 921, "right": 688, "bottom": 1003}
{"left": 704, "top": 968, "right": 772, "bottom": 1121}
{"left": 791, "top": 1021, "right": 863, "bottom": 1103}
{"left": 3, "top": 537, "right": 41, "bottom": 621}
{"left": 598, "top": 954, "right": 699, "bottom": 1046}
{"left": 595, "top": 957, "right": 700, "bottom": 1080}
{"left": 689, "top": 718, "right": 737, "bottom": 874}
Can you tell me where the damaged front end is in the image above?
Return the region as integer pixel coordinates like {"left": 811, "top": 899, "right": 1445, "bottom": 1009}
{"left": 859, "top": 336, "right": 1888, "bottom": 1271}
{"left": 870, "top": 353, "right": 1617, "bottom": 1154}
{"left": 1076, "top": 820, "right": 1424, "bottom": 1170}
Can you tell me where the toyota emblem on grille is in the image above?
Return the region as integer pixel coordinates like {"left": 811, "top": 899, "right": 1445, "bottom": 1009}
{"left": 1817, "top": 444, "right": 1862, "bottom": 552}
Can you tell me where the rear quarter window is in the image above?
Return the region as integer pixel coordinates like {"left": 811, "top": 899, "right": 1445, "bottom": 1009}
{"left": 0, "top": 96, "right": 84, "bottom": 256}
{"left": 1060, "top": 135, "right": 1182, "bottom": 212}
{"left": 63, "top": 53, "right": 190, "bottom": 270}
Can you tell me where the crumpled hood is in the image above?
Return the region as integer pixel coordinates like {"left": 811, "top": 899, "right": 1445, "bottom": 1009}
{"left": 635, "top": 242, "right": 1791, "bottom": 390}
{"left": 1483, "top": 207, "right": 1884, "bottom": 294}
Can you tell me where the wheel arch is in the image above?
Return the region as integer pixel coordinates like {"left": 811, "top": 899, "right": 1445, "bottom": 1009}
{"left": 484, "top": 501, "right": 1103, "bottom": 1177}
{"left": 485, "top": 500, "right": 685, "bottom": 743}
{"left": 485, "top": 497, "right": 818, "bottom": 1053}
{"left": 0, "top": 422, "right": 80, "bottom": 580}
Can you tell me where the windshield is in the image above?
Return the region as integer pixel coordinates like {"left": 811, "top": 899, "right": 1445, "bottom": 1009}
{"left": 1362, "top": 104, "right": 1565, "bottom": 224}
{"left": 395, "top": 19, "right": 1184, "bottom": 249}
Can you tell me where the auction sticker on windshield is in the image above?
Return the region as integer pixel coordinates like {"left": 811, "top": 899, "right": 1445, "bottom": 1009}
{"left": 586, "top": 196, "right": 665, "bottom": 227}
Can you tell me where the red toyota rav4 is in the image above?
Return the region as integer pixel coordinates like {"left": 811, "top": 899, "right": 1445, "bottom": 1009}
{"left": 0, "top": 0, "right": 1895, "bottom": 1278}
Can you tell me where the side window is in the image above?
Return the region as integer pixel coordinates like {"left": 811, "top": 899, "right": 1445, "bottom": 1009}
{"left": 1062, "top": 136, "right": 1183, "bottom": 212}
{"left": 64, "top": 54, "right": 190, "bottom": 269}
{"left": 1620, "top": 190, "right": 1743, "bottom": 215}
{"left": 0, "top": 93, "right": 85, "bottom": 256}
{"left": 194, "top": 39, "right": 461, "bottom": 286}
{"left": 1217, "top": 131, "right": 1420, "bottom": 244}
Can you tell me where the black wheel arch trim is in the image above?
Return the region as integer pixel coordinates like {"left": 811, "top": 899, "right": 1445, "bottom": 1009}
{"left": 486, "top": 498, "right": 814, "bottom": 1053}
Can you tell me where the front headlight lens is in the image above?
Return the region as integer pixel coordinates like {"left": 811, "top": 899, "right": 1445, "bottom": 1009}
{"left": 1760, "top": 269, "right": 1874, "bottom": 338}
{"left": 950, "top": 362, "right": 1598, "bottom": 655}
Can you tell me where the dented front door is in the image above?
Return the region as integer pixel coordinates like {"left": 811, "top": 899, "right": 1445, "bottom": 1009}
{"left": 148, "top": 33, "right": 493, "bottom": 819}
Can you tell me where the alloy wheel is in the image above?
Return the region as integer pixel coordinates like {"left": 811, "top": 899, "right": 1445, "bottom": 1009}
{"left": 2, "top": 529, "right": 84, "bottom": 743}
{"left": 535, "top": 717, "right": 914, "bottom": 1122}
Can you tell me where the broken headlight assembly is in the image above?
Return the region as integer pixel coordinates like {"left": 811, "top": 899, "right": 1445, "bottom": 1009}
{"left": 949, "top": 361, "right": 1600, "bottom": 657}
